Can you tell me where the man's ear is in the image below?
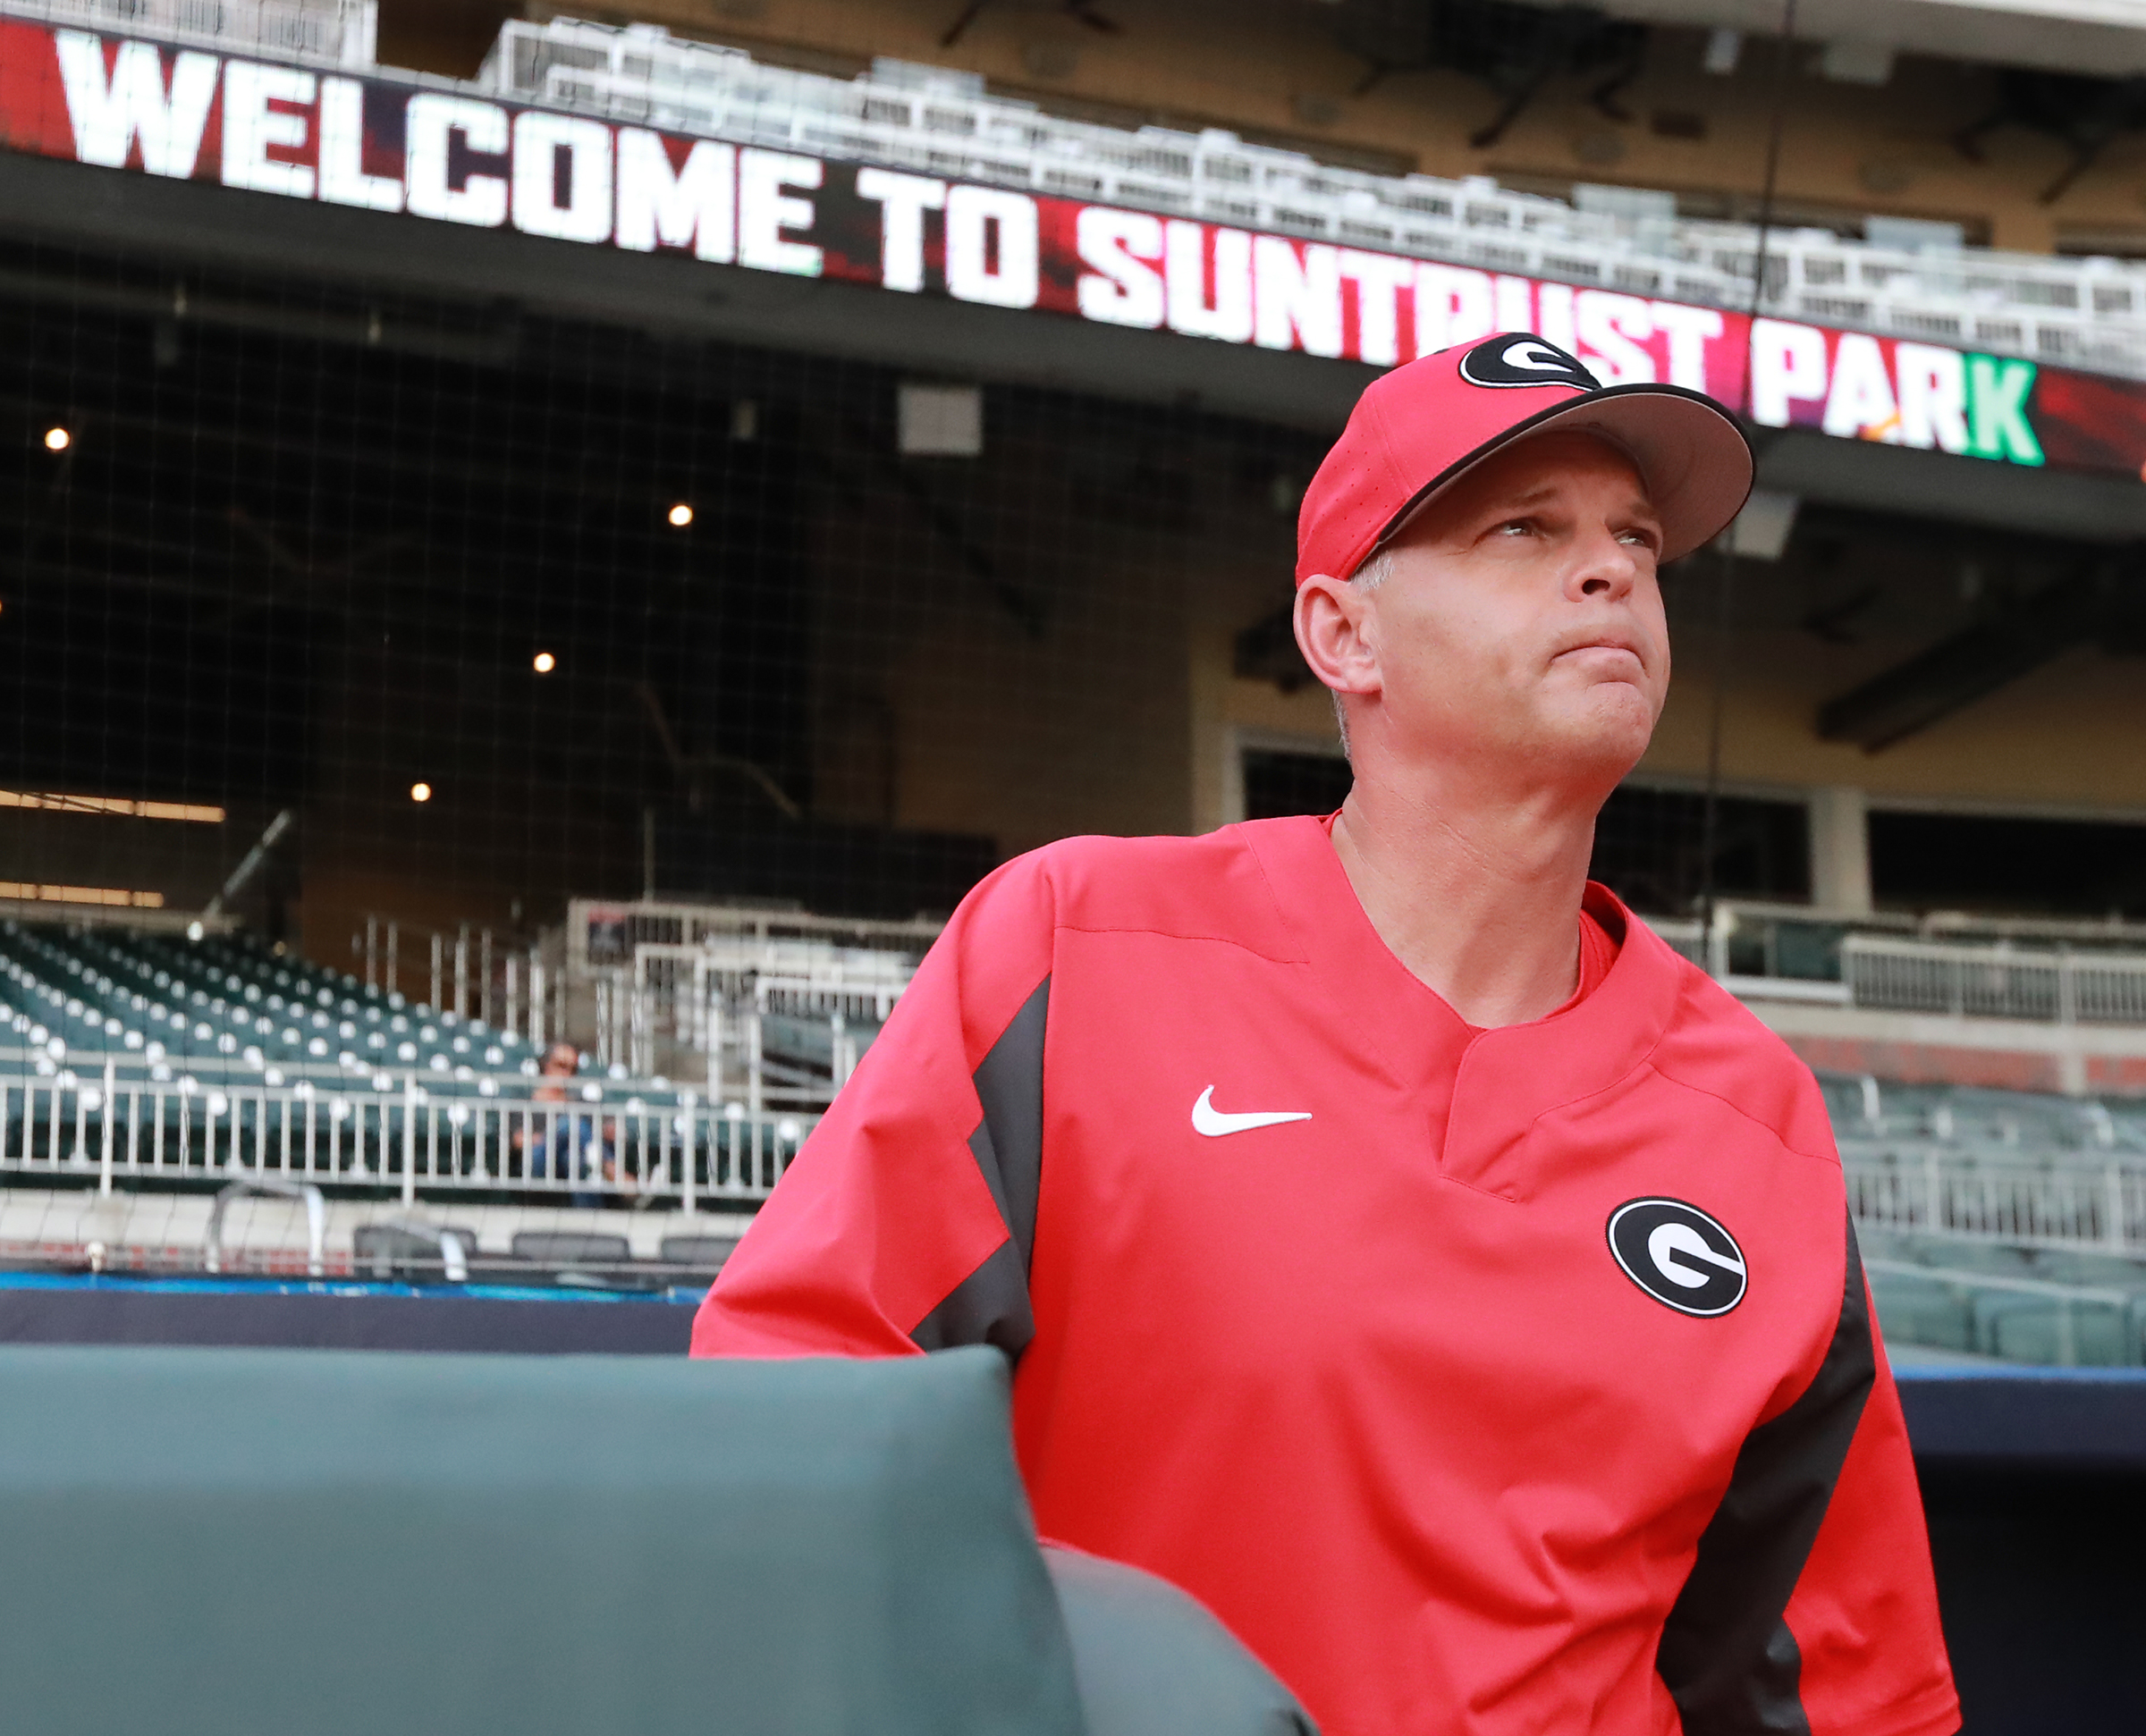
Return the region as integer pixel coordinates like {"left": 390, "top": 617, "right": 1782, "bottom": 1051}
{"left": 1293, "top": 574, "right": 1381, "bottom": 698}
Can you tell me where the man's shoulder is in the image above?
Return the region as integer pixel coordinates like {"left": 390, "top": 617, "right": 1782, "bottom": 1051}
{"left": 1642, "top": 943, "right": 1838, "bottom": 1162}
{"left": 986, "top": 819, "right": 1315, "bottom": 956}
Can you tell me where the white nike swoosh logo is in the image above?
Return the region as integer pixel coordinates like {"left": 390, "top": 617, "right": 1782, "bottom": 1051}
{"left": 1191, "top": 1085, "right": 1311, "bottom": 1137}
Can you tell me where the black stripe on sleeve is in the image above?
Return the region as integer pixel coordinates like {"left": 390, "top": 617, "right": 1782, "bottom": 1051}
{"left": 908, "top": 976, "right": 1050, "bottom": 1362}
{"left": 910, "top": 1240, "right": 1034, "bottom": 1359}
{"left": 1656, "top": 1214, "right": 1877, "bottom": 1736}
{"left": 969, "top": 976, "right": 1051, "bottom": 1269}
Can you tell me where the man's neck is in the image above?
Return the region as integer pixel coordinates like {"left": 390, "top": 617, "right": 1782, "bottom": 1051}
{"left": 1329, "top": 768, "right": 1600, "bottom": 1029}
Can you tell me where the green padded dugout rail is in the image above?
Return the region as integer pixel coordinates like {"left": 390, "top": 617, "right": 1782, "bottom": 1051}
{"left": 0, "top": 1344, "right": 1083, "bottom": 1736}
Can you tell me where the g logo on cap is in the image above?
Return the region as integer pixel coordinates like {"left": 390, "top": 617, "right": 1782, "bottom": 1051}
{"left": 1458, "top": 334, "right": 1599, "bottom": 392}
{"left": 1607, "top": 1198, "right": 1747, "bottom": 1317}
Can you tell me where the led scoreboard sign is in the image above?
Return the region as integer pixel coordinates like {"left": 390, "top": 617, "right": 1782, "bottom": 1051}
{"left": 8, "top": 20, "right": 2146, "bottom": 484}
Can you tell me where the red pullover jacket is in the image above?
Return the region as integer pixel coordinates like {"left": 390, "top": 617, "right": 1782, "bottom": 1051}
{"left": 695, "top": 816, "right": 1960, "bottom": 1736}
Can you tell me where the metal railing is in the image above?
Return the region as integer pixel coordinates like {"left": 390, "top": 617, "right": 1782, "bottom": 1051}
{"left": 481, "top": 14, "right": 2146, "bottom": 381}
{"left": 1842, "top": 1148, "right": 2145, "bottom": 1252}
{"left": 557, "top": 900, "right": 932, "bottom": 1099}
{"left": 593, "top": 936, "right": 915, "bottom": 1102}
{"left": 2, "top": 1073, "right": 802, "bottom": 1209}
{"left": 206, "top": 1175, "right": 324, "bottom": 1277}
{"left": 566, "top": 897, "right": 937, "bottom": 977}
{"left": 1645, "top": 902, "right": 2146, "bottom": 1028}
{"left": 356, "top": 914, "right": 557, "bottom": 1046}
{"left": 1843, "top": 934, "right": 2146, "bottom": 1024}
{"left": 6, "top": 0, "right": 376, "bottom": 64}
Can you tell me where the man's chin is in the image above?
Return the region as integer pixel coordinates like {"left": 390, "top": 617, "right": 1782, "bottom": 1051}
{"left": 1541, "top": 702, "right": 1655, "bottom": 781}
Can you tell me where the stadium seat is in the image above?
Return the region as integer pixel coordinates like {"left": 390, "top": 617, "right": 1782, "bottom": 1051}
{"left": 1975, "top": 1293, "right": 2134, "bottom": 1367}
{"left": 1940, "top": 1242, "right": 2040, "bottom": 1277}
{"left": 2034, "top": 1248, "right": 2146, "bottom": 1288}
{"left": 0, "top": 1344, "right": 1313, "bottom": 1736}
{"left": 352, "top": 1222, "right": 482, "bottom": 1283}
{"left": 658, "top": 1233, "right": 740, "bottom": 1270}
{"left": 1867, "top": 1268, "right": 1974, "bottom": 1352}
{"left": 511, "top": 1230, "right": 633, "bottom": 1267}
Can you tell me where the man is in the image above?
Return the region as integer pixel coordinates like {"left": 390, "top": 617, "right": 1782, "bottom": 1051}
{"left": 694, "top": 336, "right": 1959, "bottom": 1736}
{"left": 518, "top": 1041, "right": 615, "bottom": 1207}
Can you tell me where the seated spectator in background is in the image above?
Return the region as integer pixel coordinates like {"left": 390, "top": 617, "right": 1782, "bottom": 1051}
{"left": 516, "top": 1041, "right": 616, "bottom": 1209}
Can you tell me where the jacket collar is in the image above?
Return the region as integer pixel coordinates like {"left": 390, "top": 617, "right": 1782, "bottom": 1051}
{"left": 1241, "top": 815, "right": 1686, "bottom": 1199}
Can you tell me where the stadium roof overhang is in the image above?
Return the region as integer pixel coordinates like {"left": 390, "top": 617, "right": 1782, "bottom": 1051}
{"left": 6, "top": 13, "right": 2146, "bottom": 557}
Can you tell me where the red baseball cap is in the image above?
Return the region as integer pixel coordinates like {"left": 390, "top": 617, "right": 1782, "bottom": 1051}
{"left": 1296, "top": 333, "right": 1753, "bottom": 585}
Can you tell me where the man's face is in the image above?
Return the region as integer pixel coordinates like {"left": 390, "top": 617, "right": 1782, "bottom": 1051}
{"left": 1321, "top": 430, "right": 1669, "bottom": 791}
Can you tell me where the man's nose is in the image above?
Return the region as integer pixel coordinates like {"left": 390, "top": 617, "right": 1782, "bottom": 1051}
{"left": 1568, "top": 527, "right": 1642, "bottom": 601}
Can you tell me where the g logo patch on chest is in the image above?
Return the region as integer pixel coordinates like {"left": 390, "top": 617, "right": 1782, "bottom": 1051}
{"left": 1457, "top": 334, "right": 1598, "bottom": 392}
{"left": 1607, "top": 1198, "right": 1747, "bottom": 1317}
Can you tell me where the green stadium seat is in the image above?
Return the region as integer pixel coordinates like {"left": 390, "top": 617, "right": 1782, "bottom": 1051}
{"left": 1938, "top": 1242, "right": 2040, "bottom": 1277}
{"left": 1868, "top": 1268, "right": 1974, "bottom": 1353}
{"left": 1976, "top": 1294, "right": 2135, "bottom": 1368}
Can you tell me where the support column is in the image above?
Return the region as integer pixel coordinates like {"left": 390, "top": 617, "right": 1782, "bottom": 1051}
{"left": 1808, "top": 786, "right": 1872, "bottom": 914}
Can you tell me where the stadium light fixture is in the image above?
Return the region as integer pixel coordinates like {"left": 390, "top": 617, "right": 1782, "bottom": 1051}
{"left": 532, "top": 651, "right": 556, "bottom": 673}
{"left": 667, "top": 502, "right": 694, "bottom": 527}
{"left": 42, "top": 427, "right": 68, "bottom": 451}
{"left": 410, "top": 782, "right": 432, "bottom": 804}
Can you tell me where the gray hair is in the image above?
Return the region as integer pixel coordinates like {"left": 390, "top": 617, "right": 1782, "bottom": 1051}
{"left": 1352, "top": 548, "right": 1394, "bottom": 592}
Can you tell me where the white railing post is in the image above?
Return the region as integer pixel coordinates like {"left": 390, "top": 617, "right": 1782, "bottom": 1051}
{"left": 454, "top": 924, "right": 469, "bottom": 1017}
{"left": 748, "top": 988, "right": 765, "bottom": 1117}
{"left": 97, "top": 1059, "right": 114, "bottom": 1198}
{"left": 679, "top": 1089, "right": 697, "bottom": 1216}
{"left": 386, "top": 919, "right": 398, "bottom": 996}
{"left": 716, "top": 987, "right": 733, "bottom": 1099}
{"left": 430, "top": 932, "right": 444, "bottom": 1013}
{"left": 401, "top": 1075, "right": 418, "bottom": 1209}
{"left": 2108, "top": 1161, "right": 2129, "bottom": 1252}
